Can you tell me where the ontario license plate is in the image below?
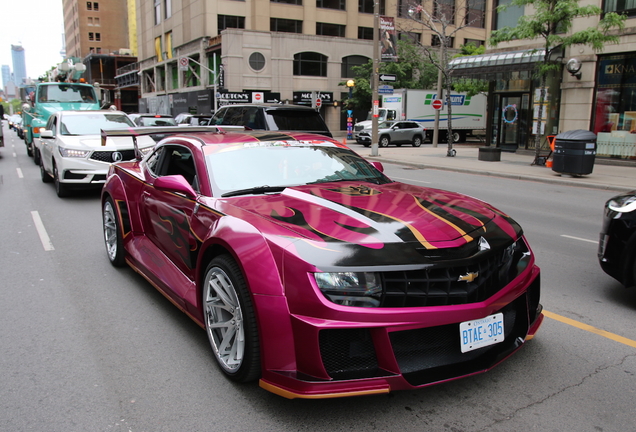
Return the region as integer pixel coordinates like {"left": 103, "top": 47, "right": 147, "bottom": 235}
{"left": 459, "top": 313, "right": 504, "bottom": 353}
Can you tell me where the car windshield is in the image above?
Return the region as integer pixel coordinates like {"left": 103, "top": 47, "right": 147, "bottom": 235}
{"left": 60, "top": 113, "right": 135, "bottom": 135}
{"left": 38, "top": 84, "right": 97, "bottom": 103}
{"left": 266, "top": 110, "right": 328, "bottom": 132}
{"left": 205, "top": 142, "right": 391, "bottom": 196}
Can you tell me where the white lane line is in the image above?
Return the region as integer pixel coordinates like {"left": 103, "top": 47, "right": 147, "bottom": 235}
{"left": 31, "top": 211, "right": 55, "bottom": 251}
{"left": 391, "top": 176, "right": 432, "bottom": 184}
{"left": 13, "top": 152, "right": 17, "bottom": 158}
{"left": 16, "top": 168, "right": 24, "bottom": 178}
{"left": 561, "top": 234, "right": 598, "bottom": 244}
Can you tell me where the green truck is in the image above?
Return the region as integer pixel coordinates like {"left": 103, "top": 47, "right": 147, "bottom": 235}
{"left": 22, "top": 81, "right": 101, "bottom": 161}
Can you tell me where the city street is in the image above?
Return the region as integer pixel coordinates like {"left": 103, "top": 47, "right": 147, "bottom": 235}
{"left": 1, "top": 121, "right": 635, "bottom": 432}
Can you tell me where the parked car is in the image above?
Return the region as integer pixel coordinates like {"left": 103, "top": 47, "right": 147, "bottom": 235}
{"left": 211, "top": 103, "right": 332, "bottom": 137}
{"left": 100, "top": 128, "right": 543, "bottom": 399}
{"left": 599, "top": 190, "right": 636, "bottom": 287}
{"left": 357, "top": 121, "right": 427, "bottom": 147}
{"left": 128, "top": 113, "right": 177, "bottom": 127}
{"left": 179, "top": 114, "right": 213, "bottom": 126}
{"left": 38, "top": 110, "right": 155, "bottom": 197}
{"left": 8, "top": 114, "right": 22, "bottom": 131}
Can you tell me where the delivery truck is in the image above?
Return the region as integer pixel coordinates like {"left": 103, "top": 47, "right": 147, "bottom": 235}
{"left": 354, "top": 89, "right": 487, "bottom": 143}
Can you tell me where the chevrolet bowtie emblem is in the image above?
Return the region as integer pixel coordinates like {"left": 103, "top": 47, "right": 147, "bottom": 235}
{"left": 458, "top": 272, "right": 479, "bottom": 283}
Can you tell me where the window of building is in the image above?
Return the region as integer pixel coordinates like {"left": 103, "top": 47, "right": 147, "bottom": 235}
{"left": 466, "top": 0, "right": 485, "bottom": 28}
{"left": 95, "top": 33, "right": 101, "bottom": 42}
{"left": 218, "top": 15, "right": 246, "bottom": 33}
{"left": 94, "top": 2, "right": 99, "bottom": 11}
{"left": 398, "top": 0, "right": 415, "bottom": 18}
{"left": 165, "top": 31, "right": 173, "bottom": 59}
{"left": 494, "top": 0, "right": 523, "bottom": 29}
{"left": 87, "top": 2, "right": 92, "bottom": 10}
{"left": 89, "top": 47, "right": 95, "bottom": 53}
{"left": 165, "top": 0, "right": 172, "bottom": 18}
{"left": 94, "top": 17, "right": 100, "bottom": 26}
{"left": 317, "top": 0, "right": 345, "bottom": 10}
{"left": 463, "top": 38, "right": 484, "bottom": 47}
{"left": 432, "top": 35, "right": 455, "bottom": 47}
{"left": 155, "top": 36, "right": 163, "bottom": 62}
{"left": 434, "top": 0, "right": 455, "bottom": 24}
{"left": 88, "top": 32, "right": 94, "bottom": 41}
{"left": 604, "top": 0, "right": 636, "bottom": 17}
{"left": 359, "top": 0, "right": 385, "bottom": 14}
{"left": 272, "top": 0, "right": 302, "bottom": 4}
{"left": 271, "top": 18, "right": 303, "bottom": 33}
{"left": 316, "top": 22, "right": 345, "bottom": 37}
{"left": 341, "top": 55, "right": 369, "bottom": 78}
{"left": 96, "top": 47, "right": 101, "bottom": 53}
{"left": 399, "top": 32, "right": 421, "bottom": 43}
{"left": 293, "top": 52, "right": 327, "bottom": 76}
{"left": 154, "top": 0, "right": 161, "bottom": 25}
{"left": 249, "top": 52, "right": 266, "bottom": 71}
{"left": 183, "top": 54, "right": 201, "bottom": 87}
{"left": 88, "top": 17, "right": 93, "bottom": 26}
{"left": 358, "top": 27, "right": 373, "bottom": 40}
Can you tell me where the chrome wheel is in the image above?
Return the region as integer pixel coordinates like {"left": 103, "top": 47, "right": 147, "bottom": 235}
{"left": 380, "top": 136, "right": 390, "bottom": 147}
{"left": 413, "top": 136, "right": 422, "bottom": 147}
{"left": 103, "top": 198, "right": 125, "bottom": 266}
{"left": 203, "top": 256, "right": 260, "bottom": 382}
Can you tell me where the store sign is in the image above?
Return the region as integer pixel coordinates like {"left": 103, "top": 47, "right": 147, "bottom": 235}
{"left": 293, "top": 92, "right": 333, "bottom": 105}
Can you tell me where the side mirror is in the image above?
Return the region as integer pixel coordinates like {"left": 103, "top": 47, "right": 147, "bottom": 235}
{"left": 153, "top": 175, "right": 197, "bottom": 199}
{"left": 40, "top": 130, "right": 54, "bottom": 138}
{"left": 370, "top": 161, "right": 384, "bottom": 173}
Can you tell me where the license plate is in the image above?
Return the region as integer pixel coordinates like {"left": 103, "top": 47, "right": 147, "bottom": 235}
{"left": 459, "top": 313, "right": 504, "bottom": 353}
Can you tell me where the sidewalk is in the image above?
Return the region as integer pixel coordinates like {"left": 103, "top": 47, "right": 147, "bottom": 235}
{"left": 335, "top": 134, "right": 636, "bottom": 192}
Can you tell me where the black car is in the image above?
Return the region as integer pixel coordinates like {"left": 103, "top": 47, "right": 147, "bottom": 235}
{"left": 211, "top": 103, "right": 332, "bottom": 137}
{"left": 599, "top": 190, "right": 636, "bottom": 287}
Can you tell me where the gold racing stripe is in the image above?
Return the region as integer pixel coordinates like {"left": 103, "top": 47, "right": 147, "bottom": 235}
{"left": 413, "top": 195, "right": 474, "bottom": 243}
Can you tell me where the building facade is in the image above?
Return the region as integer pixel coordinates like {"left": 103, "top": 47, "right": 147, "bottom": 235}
{"left": 11, "top": 45, "right": 27, "bottom": 86}
{"left": 135, "top": 0, "right": 489, "bottom": 132}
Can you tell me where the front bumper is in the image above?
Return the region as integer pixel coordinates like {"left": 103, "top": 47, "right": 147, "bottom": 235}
{"left": 257, "top": 265, "right": 542, "bottom": 399}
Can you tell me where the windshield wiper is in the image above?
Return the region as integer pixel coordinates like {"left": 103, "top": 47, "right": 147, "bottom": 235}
{"left": 221, "top": 185, "right": 287, "bottom": 198}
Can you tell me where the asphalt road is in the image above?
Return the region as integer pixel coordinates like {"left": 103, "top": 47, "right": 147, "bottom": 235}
{"left": 1, "top": 122, "right": 635, "bottom": 432}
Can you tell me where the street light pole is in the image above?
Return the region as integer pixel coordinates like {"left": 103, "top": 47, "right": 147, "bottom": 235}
{"left": 371, "top": 0, "right": 380, "bottom": 156}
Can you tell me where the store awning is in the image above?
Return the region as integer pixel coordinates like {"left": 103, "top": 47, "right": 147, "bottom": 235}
{"left": 449, "top": 49, "right": 546, "bottom": 80}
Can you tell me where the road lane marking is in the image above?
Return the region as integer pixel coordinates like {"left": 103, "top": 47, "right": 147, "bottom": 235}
{"left": 544, "top": 310, "right": 636, "bottom": 348}
{"left": 31, "top": 211, "right": 55, "bottom": 251}
{"left": 561, "top": 235, "right": 598, "bottom": 244}
{"left": 16, "top": 168, "right": 23, "bottom": 178}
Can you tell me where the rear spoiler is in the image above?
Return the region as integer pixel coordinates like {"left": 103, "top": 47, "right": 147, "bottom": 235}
{"left": 100, "top": 125, "right": 245, "bottom": 161}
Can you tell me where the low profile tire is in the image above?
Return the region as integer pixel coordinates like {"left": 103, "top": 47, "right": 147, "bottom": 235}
{"left": 203, "top": 255, "right": 260, "bottom": 383}
{"left": 40, "top": 159, "right": 52, "bottom": 183}
{"left": 412, "top": 136, "right": 423, "bottom": 147}
{"left": 102, "top": 197, "right": 126, "bottom": 267}
{"left": 379, "top": 136, "right": 390, "bottom": 147}
{"left": 53, "top": 162, "right": 71, "bottom": 198}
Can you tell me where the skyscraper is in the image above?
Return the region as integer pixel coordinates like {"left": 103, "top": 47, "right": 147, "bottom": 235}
{"left": 2, "top": 65, "right": 11, "bottom": 90}
{"left": 11, "top": 44, "right": 27, "bottom": 86}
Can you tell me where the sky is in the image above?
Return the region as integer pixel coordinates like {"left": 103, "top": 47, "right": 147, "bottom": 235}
{"left": 0, "top": 0, "right": 66, "bottom": 80}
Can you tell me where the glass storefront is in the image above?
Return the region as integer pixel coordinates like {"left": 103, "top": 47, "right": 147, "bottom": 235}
{"left": 594, "top": 52, "right": 636, "bottom": 159}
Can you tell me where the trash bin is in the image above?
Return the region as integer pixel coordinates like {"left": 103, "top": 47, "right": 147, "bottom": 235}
{"left": 552, "top": 130, "right": 597, "bottom": 175}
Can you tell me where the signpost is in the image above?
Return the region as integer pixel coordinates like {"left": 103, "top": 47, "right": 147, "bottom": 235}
{"left": 379, "top": 74, "right": 397, "bottom": 82}
{"left": 315, "top": 98, "right": 322, "bottom": 108}
{"left": 432, "top": 99, "right": 444, "bottom": 110}
{"left": 378, "top": 85, "right": 394, "bottom": 95}
{"left": 179, "top": 57, "right": 189, "bottom": 71}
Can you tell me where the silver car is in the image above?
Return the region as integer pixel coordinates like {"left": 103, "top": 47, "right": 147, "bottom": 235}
{"left": 357, "top": 121, "right": 426, "bottom": 147}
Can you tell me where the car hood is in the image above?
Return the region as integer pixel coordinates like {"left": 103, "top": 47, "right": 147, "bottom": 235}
{"left": 221, "top": 181, "right": 522, "bottom": 269}
{"left": 59, "top": 135, "right": 155, "bottom": 150}
{"left": 36, "top": 102, "right": 100, "bottom": 118}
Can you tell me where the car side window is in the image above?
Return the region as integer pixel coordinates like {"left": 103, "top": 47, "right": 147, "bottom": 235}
{"left": 46, "top": 116, "right": 57, "bottom": 136}
{"left": 154, "top": 145, "right": 199, "bottom": 191}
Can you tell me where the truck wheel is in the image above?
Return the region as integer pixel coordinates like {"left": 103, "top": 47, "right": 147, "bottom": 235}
{"left": 25, "top": 138, "right": 33, "bottom": 157}
{"left": 451, "top": 131, "right": 461, "bottom": 143}
{"left": 380, "top": 136, "right": 390, "bottom": 147}
{"left": 412, "top": 136, "right": 423, "bottom": 147}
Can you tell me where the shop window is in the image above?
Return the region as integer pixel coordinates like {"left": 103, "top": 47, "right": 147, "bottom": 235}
{"left": 358, "top": 27, "right": 373, "bottom": 40}
{"left": 494, "top": 0, "right": 523, "bottom": 30}
{"left": 317, "top": 0, "right": 345, "bottom": 10}
{"left": 218, "top": 15, "right": 245, "bottom": 33}
{"left": 316, "top": 22, "right": 345, "bottom": 37}
{"left": 271, "top": 18, "right": 303, "bottom": 33}
{"left": 342, "top": 55, "right": 369, "bottom": 78}
{"left": 359, "top": 0, "right": 385, "bottom": 14}
{"left": 293, "top": 52, "right": 327, "bottom": 77}
{"left": 466, "top": 0, "right": 485, "bottom": 28}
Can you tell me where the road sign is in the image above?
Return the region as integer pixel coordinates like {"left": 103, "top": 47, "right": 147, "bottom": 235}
{"left": 315, "top": 98, "right": 322, "bottom": 108}
{"left": 179, "top": 57, "right": 189, "bottom": 71}
{"left": 378, "top": 85, "right": 394, "bottom": 95}
{"left": 379, "top": 74, "right": 397, "bottom": 82}
{"left": 432, "top": 99, "right": 443, "bottom": 110}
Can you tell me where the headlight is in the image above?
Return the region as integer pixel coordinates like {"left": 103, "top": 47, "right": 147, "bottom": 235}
{"left": 58, "top": 147, "right": 90, "bottom": 158}
{"left": 608, "top": 194, "right": 636, "bottom": 213}
{"left": 314, "top": 272, "right": 382, "bottom": 307}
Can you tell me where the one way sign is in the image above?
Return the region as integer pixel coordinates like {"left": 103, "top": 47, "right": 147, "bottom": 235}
{"left": 379, "top": 74, "right": 397, "bottom": 82}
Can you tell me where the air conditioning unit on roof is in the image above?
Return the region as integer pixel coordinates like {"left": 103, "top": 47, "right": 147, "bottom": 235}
{"left": 119, "top": 49, "right": 133, "bottom": 56}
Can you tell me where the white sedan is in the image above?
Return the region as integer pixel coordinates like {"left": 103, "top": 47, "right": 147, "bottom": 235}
{"left": 38, "top": 110, "right": 155, "bottom": 197}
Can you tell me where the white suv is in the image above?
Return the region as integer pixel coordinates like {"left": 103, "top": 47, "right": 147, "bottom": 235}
{"left": 38, "top": 110, "right": 155, "bottom": 197}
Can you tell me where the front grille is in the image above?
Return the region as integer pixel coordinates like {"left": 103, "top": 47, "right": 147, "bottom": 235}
{"left": 319, "top": 328, "right": 380, "bottom": 380}
{"left": 90, "top": 150, "right": 136, "bottom": 163}
{"left": 354, "top": 125, "right": 364, "bottom": 131}
{"left": 390, "top": 295, "right": 529, "bottom": 386}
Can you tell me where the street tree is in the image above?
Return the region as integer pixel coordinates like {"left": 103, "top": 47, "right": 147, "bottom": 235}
{"left": 404, "top": 0, "right": 485, "bottom": 155}
{"left": 452, "top": 43, "right": 489, "bottom": 97}
{"left": 490, "top": 0, "right": 626, "bottom": 164}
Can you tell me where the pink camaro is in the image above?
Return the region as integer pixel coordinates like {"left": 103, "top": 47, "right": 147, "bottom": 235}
{"left": 101, "top": 128, "right": 543, "bottom": 399}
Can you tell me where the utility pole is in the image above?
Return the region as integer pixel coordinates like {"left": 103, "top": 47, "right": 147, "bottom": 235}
{"left": 371, "top": 0, "right": 380, "bottom": 156}
{"left": 432, "top": 68, "right": 443, "bottom": 148}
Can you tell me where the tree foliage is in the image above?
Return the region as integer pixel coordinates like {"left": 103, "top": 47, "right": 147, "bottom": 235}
{"left": 452, "top": 43, "right": 489, "bottom": 96}
{"left": 489, "top": 0, "right": 626, "bottom": 162}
